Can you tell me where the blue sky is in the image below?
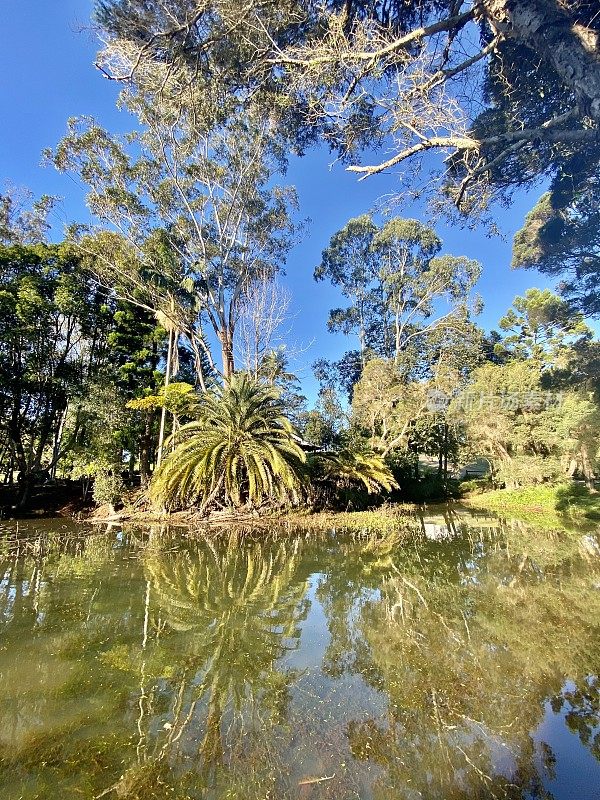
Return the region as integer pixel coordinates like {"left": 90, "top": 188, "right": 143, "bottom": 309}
{"left": 0, "top": 0, "right": 561, "bottom": 401}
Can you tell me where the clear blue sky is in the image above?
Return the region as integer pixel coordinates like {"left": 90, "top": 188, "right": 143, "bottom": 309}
{"left": 0, "top": 0, "right": 561, "bottom": 402}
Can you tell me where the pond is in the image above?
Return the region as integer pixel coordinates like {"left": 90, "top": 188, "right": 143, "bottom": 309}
{"left": 0, "top": 509, "right": 599, "bottom": 800}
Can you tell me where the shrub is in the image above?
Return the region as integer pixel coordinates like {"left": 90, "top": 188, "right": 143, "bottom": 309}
{"left": 459, "top": 478, "right": 492, "bottom": 496}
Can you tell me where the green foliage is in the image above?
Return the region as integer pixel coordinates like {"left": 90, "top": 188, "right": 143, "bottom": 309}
{"left": 299, "top": 409, "right": 337, "bottom": 448}
{"left": 91, "top": 465, "right": 125, "bottom": 507}
{"left": 317, "top": 450, "right": 398, "bottom": 494}
{"left": 150, "top": 374, "right": 306, "bottom": 510}
{"left": 499, "top": 288, "right": 591, "bottom": 362}
{"left": 394, "top": 474, "right": 461, "bottom": 503}
{"left": 93, "top": 0, "right": 600, "bottom": 320}
{"left": 0, "top": 241, "right": 114, "bottom": 489}
{"left": 300, "top": 448, "right": 398, "bottom": 511}
{"left": 127, "top": 382, "right": 196, "bottom": 416}
{"left": 513, "top": 176, "right": 600, "bottom": 317}
{"left": 458, "top": 477, "right": 492, "bottom": 496}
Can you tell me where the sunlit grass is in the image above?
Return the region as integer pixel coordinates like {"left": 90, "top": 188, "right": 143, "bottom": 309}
{"left": 463, "top": 483, "right": 600, "bottom": 526}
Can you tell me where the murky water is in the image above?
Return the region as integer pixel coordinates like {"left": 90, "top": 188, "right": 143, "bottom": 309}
{"left": 0, "top": 509, "right": 599, "bottom": 799}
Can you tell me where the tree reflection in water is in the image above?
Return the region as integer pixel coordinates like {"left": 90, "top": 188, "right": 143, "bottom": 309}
{"left": 0, "top": 516, "right": 598, "bottom": 800}
{"left": 318, "top": 515, "right": 600, "bottom": 799}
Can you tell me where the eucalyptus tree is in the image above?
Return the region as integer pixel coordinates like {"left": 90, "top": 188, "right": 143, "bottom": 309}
{"left": 314, "top": 214, "right": 380, "bottom": 366}
{"left": 0, "top": 188, "right": 56, "bottom": 246}
{"left": 371, "top": 218, "right": 482, "bottom": 370}
{"left": 452, "top": 359, "right": 562, "bottom": 486}
{"left": 50, "top": 83, "right": 299, "bottom": 381}
{"left": 94, "top": 1, "right": 600, "bottom": 316}
{"left": 315, "top": 215, "right": 481, "bottom": 394}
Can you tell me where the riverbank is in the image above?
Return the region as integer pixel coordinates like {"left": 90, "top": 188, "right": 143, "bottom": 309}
{"left": 5, "top": 481, "right": 599, "bottom": 533}
{"left": 0, "top": 480, "right": 93, "bottom": 520}
{"left": 462, "top": 483, "right": 600, "bottom": 526}
{"left": 87, "top": 499, "right": 419, "bottom": 534}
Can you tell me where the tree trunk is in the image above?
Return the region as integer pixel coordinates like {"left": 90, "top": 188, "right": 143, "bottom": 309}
{"left": 50, "top": 403, "right": 69, "bottom": 479}
{"left": 220, "top": 329, "right": 235, "bottom": 380}
{"left": 443, "top": 423, "right": 449, "bottom": 479}
{"left": 157, "top": 325, "right": 175, "bottom": 467}
{"left": 484, "top": 0, "right": 600, "bottom": 123}
{"left": 140, "top": 411, "right": 153, "bottom": 487}
{"left": 580, "top": 443, "right": 596, "bottom": 491}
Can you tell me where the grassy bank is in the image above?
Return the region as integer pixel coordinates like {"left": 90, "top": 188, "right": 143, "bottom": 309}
{"left": 85, "top": 489, "right": 418, "bottom": 532}
{"left": 463, "top": 483, "right": 600, "bottom": 525}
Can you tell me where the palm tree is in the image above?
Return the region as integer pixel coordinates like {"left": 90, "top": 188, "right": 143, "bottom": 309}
{"left": 150, "top": 373, "right": 306, "bottom": 510}
{"left": 319, "top": 450, "right": 398, "bottom": 493}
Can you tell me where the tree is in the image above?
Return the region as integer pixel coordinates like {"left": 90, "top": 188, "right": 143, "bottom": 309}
{"left": 313, "top": 350, "right": 364, "bottom": 403}
{"left": 499, "top": 288, "right": 592, "bottom": 364}
{"left": 371, "top": 218, "right": 482, "bottom": 369}
{"left": 94, "top": 1, "right": 600, "bottom": 314}
{"left": 49, "top": 86, "right": 299, "bottom": 380}
{"left": 453, "top": 359, "right": 564, "bottom": 486}
{"left": 236, "top": 274, "right": 293, "bottom": 378}
{"left": 556, "top": 390, "right": 600, "bottom": 488}
{"left": 317, "top": 215, "right": 480, "bottom": 368}
{"left": 512, "top": 183, "right": 600, "bottom": 316}
{"left": 0, "top": 243, "right": 113, "bottom": 502}
{"left": 314, "top": 214, "right": 380, "bottom": 365}
{"left": 150, "top": 373, "right": 306, "bottom": 510}
{"left": 315, "top": 215, "right": 481, "bottom": 399}
{"left": 351, "top": 358, "right": 430, "bottom": 458}
{"left": 0, "top": 188, "right": 56, "bottom": 246}
{"left": 300, "top": 408, "right": 337, "bottom": 448}
{"left": 107, "top": 300, "right": 166, "bottom": 484}
{"left": 313, "top": 449, "right": 398, "bottom": 494}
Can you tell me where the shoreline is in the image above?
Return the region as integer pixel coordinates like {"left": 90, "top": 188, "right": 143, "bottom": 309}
{"left": 84, "top": 502, "right": 422, "bottom": 533}
{"left": 4, "top": 483, "right": 599, "bottom": 533}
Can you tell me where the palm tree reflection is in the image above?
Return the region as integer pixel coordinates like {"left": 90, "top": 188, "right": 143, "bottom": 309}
{"left": 132, "top": 532, "right": 310, "bottom": 789}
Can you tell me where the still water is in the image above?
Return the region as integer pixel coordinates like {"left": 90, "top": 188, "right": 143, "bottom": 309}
{"left": 0, "top": 510, "right": 599, "bottom": 799}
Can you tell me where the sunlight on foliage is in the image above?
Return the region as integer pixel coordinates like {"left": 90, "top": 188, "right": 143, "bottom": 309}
{"left": 150, "top": 373, "right": 305, "bottom": 511}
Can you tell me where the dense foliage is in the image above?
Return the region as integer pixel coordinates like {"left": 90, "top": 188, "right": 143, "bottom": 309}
{"left": 2, "top": 2, "right": 600, "bottom": 513}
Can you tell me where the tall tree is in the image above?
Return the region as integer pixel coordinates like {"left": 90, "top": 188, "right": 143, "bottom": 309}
{"left": 49, "top": 89, "right": 298, "bottom": 380}
{"left": 314, "top": 214, "right": 379, "bottom": 365}
{"left": 315, "top": 215, "right": 481, "bottom": 394}
{"left": 93, "top": 0, "right": 600, "bottom": 314}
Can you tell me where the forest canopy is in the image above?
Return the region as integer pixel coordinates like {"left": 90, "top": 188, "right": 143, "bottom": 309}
{"left": 94, "top": 0, "right": 600, "bottom": 314}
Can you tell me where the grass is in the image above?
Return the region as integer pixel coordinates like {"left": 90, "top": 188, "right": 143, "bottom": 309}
{"left": 462, "top": 482, "right": 600, "bottom": 525}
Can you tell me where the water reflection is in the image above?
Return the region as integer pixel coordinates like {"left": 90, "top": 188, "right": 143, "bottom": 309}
{"left": 0, "top": 513, "right": 598, "bottom": 799}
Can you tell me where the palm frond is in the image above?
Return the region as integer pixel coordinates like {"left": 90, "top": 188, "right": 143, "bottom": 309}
{"left": 150, "top": 373, "right": 306, "bottom": 510}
